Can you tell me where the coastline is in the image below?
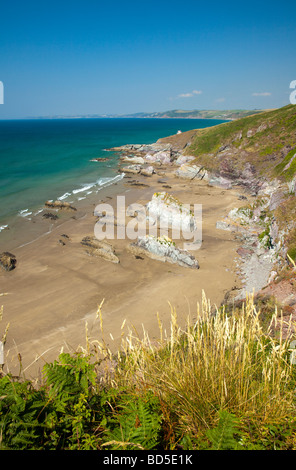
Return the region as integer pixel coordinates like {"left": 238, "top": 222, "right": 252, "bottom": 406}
{"left": 0, "top": 171, "right": 126, "bottom": 253}
{"left": 0, "top": 138, "right": 249, "bottom": 380}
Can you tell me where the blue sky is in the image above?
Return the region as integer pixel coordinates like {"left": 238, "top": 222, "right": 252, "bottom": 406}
{"left": 0, "top": 0, "right": 295, "bottom": 118}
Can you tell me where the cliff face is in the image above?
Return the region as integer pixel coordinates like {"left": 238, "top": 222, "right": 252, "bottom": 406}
{"left": 159, "top": 104, "right": 296, "bottom": 323}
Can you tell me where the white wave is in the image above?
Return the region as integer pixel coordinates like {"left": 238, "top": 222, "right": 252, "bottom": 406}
{"left": 34, "top": 209, "right": 44, "bottom": 216}
{"left": 0, "top": 225, "right": 8, "bottom": 232}
{"left": 72, "top": 183, "right": 96, "bottom": 194}
{"left": 71, "top": 174, "right": 123, "bottom": 197}
{"left": 18, "top": 209, "right": 33, "bottom": 218}
{"left": 96, "top": 173, "right": 124, "bottom": 189}
{"left": 40, "top": 173, "right": 124, "bottom": 212}
{"left": 58, "top": 192, "right": 71, "bottom": 201}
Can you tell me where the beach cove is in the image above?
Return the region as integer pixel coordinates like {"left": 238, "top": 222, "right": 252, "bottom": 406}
{"left": 0, "top": 129, "right": 250, "bottom": 380}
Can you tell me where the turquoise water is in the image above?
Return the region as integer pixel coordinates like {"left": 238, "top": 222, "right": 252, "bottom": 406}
{"left": 0, "top": 118, "right": 226, "bottom": 227}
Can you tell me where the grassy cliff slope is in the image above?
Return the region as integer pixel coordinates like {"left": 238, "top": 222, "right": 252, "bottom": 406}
{"left": 186, "top": 104, "right": 296, "bottom": 180}
{"left": 159, "top": 104, "right": 296, "bottom": 182}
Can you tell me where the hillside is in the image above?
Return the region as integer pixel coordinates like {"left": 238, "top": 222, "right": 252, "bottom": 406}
{"left": 159, "top": 104, "right": 296, "bottom": 180}
{"left": 158, "top": 104, "right": 296, "bottom": 315}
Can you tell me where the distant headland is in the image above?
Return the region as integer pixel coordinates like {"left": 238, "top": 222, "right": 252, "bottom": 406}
{"left": 27, "top": 108, "right": 269, "bottom": 121}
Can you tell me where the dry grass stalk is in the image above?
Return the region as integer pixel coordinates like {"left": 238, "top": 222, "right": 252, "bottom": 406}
{"left": 95, "top": 291, "right": 296, "bottom": 432}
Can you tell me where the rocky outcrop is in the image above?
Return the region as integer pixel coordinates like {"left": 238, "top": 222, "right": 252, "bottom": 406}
{"left": 45, "top": 201, "right": 77, "bottom": 212}
{"left": 146, "top": 192, "right": 196, "bottom": 232}
{"left": 208, "top": 157, "right": 261, "bottom": 194}
{"left": 120, "top": 156, "right": 145, "bottom": 164}
{"left": 107, "top": 142, "right": 172, "bottom": 154}
{"left": 208, "top": 175, "right": 233, "bottom": 189}
{"left": 0, "top": 252, "right": 17, "bottom": 271}
{"left": 174, "top": 155, "right": 195, "bottom": 165}
{"left": 90, "top": 157, "right": 109, "bottom": 162}
{"left": 118, "top": 164, "right": 141, "bottom": 174}
{"left": 268, "top": 190, "right": 285, "bottom": 211}
{"left": 215, "top": 179, "right": 295, "bottom": 300}
{"left": 175, "top": 164, "right": 209, "bottom": 180}
{"left": 145, "top": 150, "right": 172, "bottom": 165}
{"left": 128, "top": 235, "right": 199, "bottom": 269}
{"left": 141, "top": 166, "right": 155, "bottom": 177}
{"left": 81, "top": 236, "right": 119, "bottom": 264}
{"left": 256, "top": 272, "right": 296, "bottom": 334}
{"left": 42, "top": 212, "right": 59, "bottom": 220}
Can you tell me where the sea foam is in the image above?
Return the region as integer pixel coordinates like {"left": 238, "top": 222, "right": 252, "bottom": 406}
{"left": 18, "top": 209, "right": 33, "bottom": 218}
{"left": 57, "top": 174, "right": 124, "bottom": 201}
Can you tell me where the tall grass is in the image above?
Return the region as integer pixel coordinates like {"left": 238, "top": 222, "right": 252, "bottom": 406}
{"left": 91, "top": 292, "right": 296, "bottom": 437}
{"left": 1, "top": 292, "right": 296, "bottom": 449}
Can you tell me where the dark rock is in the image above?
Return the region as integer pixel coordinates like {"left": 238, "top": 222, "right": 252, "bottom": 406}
{"left": 0, "top": 252, "right": 17, "bottom": 271}
{"left": 128, "top": 182, "right": 149, "bottom": 188}
{"left": 42, "top": 212, "right": 59, "bottom": 220}
{"left": 90, "top": 157, "right": 109, "bottom": 162}
{"left": 45, "top": 201, "right": 77, "bottom": 212}
{"left": 81, "top": 236, "right": 119, "bottom": 263}
{"left": 218, "top": 144, "right": 230, "bottom": 153}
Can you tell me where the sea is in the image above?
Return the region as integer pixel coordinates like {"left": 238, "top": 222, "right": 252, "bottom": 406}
{"left": 0, "top": 118, "right": 226, "bottom": 234}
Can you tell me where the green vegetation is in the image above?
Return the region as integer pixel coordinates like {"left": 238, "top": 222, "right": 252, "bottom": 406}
{"left": 274, "top": 147, "right": 296, "bottom": 180}
{"left": 274, "top": 197, "right": 296, "bottom": 260}
{"left": 287, "top": 246, "right": 296, "bottom": 263}
{"left": 184, "top": 104, "right": 296, "bottom": 178}
{"left": 1, "top": 293, "right": 296, "bottom": 450}
{"left": 258, "top": 227, "right": 272, "bottom": 249}
{"left": 286, "top": 226, "right": 296, "bottom": 263}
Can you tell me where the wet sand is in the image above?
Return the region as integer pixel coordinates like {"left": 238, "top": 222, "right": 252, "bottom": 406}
{"left": 0, "top": 164, "right": 247, "bottom": 380}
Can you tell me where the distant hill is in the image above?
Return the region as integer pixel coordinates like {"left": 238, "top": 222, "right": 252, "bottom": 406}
{"left": 122, "top": 109, "right": 267, "bottom": 120}
{"left": 32, "top": 109, "right": 268, "bottom": 121}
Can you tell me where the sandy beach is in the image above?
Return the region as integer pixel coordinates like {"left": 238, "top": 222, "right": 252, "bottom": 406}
{"left": 0, "top": 157, "right": 248, "bottom": 380}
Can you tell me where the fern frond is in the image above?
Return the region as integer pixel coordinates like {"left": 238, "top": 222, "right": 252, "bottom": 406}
{"left": 103, "top": 392, "right": 162, "bottom": 450}
{"left": 206, "top": 410, "right": 242, "bottom": 450}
